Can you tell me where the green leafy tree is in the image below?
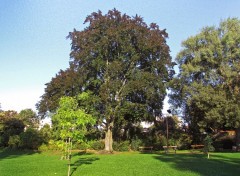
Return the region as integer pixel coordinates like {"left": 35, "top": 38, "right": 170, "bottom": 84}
{"left": 37, "top": 9, "right": 173, "bottom": 152}
{"left": 53, "top": 92, "right": 95, "bottom": 176}
{"left": 8, "top": 135, "right": 21, "bottom": 149}
{"left": 203, "top": 135, "right": 215, "bottom": 159}
{"left": 0, "top": 110, "right": 25, "bottom": 147}
{"left": 39, "top": 124, "right": 52, "bottom": 144}
{"left": 1, "top": 118, "right": 25, "bottom": 147}
{"left": 20, "top": 128, "right": 42, "bottom": 149}
{"left": 18, "top": 109, "right": 39, "bottom": 129}
{"left": 0, "top": 110, "right": 41, "bottom": 149}
{"left": 150, "top": 115, "right": 183, "bottom": 149}
{"left": 169, "top": 18, "right": 240, "bottom": 142}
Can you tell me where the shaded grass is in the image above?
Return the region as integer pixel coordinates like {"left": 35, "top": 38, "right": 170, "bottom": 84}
{"left": 1, "top": 150, "right": 240, "bottom": 176}
{"left": 153, "top": 153, "right": 240, "bottom": 176}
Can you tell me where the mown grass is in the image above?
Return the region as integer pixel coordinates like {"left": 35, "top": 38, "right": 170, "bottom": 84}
{"left": 0, "top": 149, "right": 240, "bottom": 176}
{"left": 0, "top": 149, "right": 67, "bottom": 176}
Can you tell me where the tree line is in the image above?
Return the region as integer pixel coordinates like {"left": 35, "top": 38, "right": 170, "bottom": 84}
{"left": 0, "top": 108, "right": 51, "bottom": 149}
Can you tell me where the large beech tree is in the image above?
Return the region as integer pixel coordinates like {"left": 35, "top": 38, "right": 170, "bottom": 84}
{"left": 169, "top": 18, "right": 240, "bottom": 142}
{"left": 37, "top": 9, "right": 173, "bottom": 152}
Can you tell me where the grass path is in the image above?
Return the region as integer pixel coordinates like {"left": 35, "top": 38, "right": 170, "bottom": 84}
{"left": 1, "top": 150, "right": 240, "bottom": 176}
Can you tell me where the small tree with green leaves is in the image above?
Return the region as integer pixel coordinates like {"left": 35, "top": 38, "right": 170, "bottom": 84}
{"left": 203, "top": 135, "right": 215, "bottom": 159}
{"left": 53, "top": 92, "right": 95, "bottom": 176}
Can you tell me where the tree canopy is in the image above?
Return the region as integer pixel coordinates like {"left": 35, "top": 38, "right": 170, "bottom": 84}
{"left": 37, "top": 9, "right": 173, "bottom": 151}
{"left": 18, "top": 109, "right": 39, "bottom": 128}
{"left": 0, "top": 109, "right": 41, "bottom": 149}
{"left": 169, "top": 18, "right": 240, "bottom": 141}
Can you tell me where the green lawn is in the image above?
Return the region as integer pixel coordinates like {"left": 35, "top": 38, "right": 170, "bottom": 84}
{"left": 0, "top": 150, "right": 240, "bottom": 176}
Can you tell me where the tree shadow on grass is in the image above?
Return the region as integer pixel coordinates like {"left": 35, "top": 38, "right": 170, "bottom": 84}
{"left": 0, "top": 149, "right": 40, "bottom": 160}
{"left": 153, "top": 153, "right": 240, "bottom": 176}
{"left": 70, "top": 152, "right": 99, "bottom": 176}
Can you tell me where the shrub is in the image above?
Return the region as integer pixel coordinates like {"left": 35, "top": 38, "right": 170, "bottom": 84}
{"left": 73, "top": 142, "right": 90, "bottom": 150}
{"left": 113, "top": 141, "right": 130, "bottom": 151}
{"left": 119, "top": 141, "right": 130, "bottom": 151}
{"left": 20, "top": 128, "right": 42, "bottom": 150}
{"left": 38, "top": 140, "right": 66, "bottom": 151}
{"left": 130, "top": 138, "right": 143, "bottom": 151}
{"left": 159, "top": 135, "right": 167, "bottom": 146}
{"left": 8, "top": 135, "right": 21, "bottom": 149}
{"left": 213, "top": 136, "right": 235, "bottom": 150}
{"left": 177, "top": 133, "right": 192, "bottom": 150}
{"left": 213, "top": 141, "right": 223, "bottom": 151}
{"left": 0, "top": 118, "right": 25, "bottom": 147}
{"left": 38, "top": 144, "right": 48, "bottom": 152}
{"left": 222, "top": 138, "right": 235, "bottom": 149}
{"left": 203, "top": 135, "right": 215, "bottom": 153}
{"left": 88, "top": 140, "right": 105, "bottom": 150}
{"left": 47, "top": 140, "right": 65, "bottom": 150}
{"left": 39, "top": 124, "right": 52, "bottom": 144}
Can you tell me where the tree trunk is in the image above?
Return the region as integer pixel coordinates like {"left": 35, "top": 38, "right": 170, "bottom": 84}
{"left": 67, "top": 137, "right": 72, "bottom": 176}
{"left": 235, "top": 127, "right": 240, "bottom": 151}
{"left": 104, "top": 123, "right": 113, "bottom": 152}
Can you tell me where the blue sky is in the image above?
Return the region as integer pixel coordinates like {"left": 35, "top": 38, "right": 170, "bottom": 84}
{"left": 1, "top": 0, "right": 240, "bottom": 112}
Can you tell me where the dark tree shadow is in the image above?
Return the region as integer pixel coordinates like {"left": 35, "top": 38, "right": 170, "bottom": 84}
{"left": 70, "top": 152, "right": 99, "bottom": 176}
{"left": 0, "top": 149, "right": 40, "bottom": 160}
{"left": 153, "top": 153, "right": 240, "bottom": 176}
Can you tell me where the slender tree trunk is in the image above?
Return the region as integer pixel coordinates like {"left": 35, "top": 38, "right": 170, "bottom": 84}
{"left": 67, "top": 137, "right": 72, "bottom": 176}
{"left": 105, "top": 122, "right": 113, "bottom": 152}
{"left": 236, "top": 128, "right": 240, "bottom": 148}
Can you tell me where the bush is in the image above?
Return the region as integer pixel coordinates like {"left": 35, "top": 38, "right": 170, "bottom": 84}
{"left": 113, "top": 141, "right": 130, "bottom": 151}
{"left": 38, "top": 140, "right": 69, "bottom": 152}
{"left": 213, "top": 136, "right": 235, "bottom": 150}
{"left": 152, "top": 135, "right": 167, "bottom": 150}
{"left": 152, "top": 135, "right": 189, "bottom": 150}
{"left": 47, "top": 140, "right": 65, "bottom": 150}
{"left": 203, "top": 135, "right": 215, "bottom": 153}
{"left": 20, "top": 128, "right": 42, "bottom": 150}
{"left": 73, "top": 142, "right": 90, "bottom": 150}
{"left": 88, "top": 140, "right": 105, "bottom": 150}
{"left": 213, "top": 141, "right": 223, "bottom": 151}
{"left": 8, "top": 135, "right": 21, "bottom": 149}
{"left": 177, "top": 133, "right": 192, "bottom": 150}
{"left": 39, "top": 124, "right": 52, "bottom": 144}
{"left": 0, "top": 118, "right": 25, "bottom": 147}
{"left": 130, "top": 138, "right": 143, "bottom": 151}
{"left": 222, "top": 138, "right": 235, "bottom": 149}
{"left": 38, "top": 144, "right": 48, "bottom": 152}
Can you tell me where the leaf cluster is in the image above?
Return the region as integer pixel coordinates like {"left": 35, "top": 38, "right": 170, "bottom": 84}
{"left": 52, "top": 93, "right": 96, "bottom": 142}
